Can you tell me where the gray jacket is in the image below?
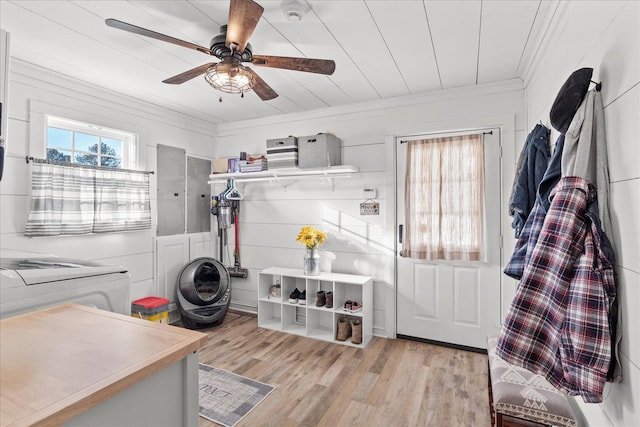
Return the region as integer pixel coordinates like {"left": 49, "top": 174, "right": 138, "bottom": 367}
{"left": 562, "top": 89, "right": 613, "bottom": 243}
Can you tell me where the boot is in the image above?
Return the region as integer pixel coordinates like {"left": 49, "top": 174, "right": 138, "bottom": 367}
{"left": 351, "top": 319, "right": 362, "bottom": 344}
{"left": 316, "top": 290, "right": 326, "bottom": 307}
{"left": 336, "top": 316, "right": 351, "bottom": 341}
{"left": 325, "top": 291, "right": 333, "bottom": 309}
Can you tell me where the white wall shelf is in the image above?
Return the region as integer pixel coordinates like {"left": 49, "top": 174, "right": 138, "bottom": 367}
{"left": 208, "top": 165, "right": 359, "bottom": 185}
{"left": 258, "top": 267, "right": 372, "bottom": 348}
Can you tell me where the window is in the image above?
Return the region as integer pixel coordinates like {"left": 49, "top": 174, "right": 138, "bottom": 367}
{"left": 46, "top": 116, "right": 136, "bottom": 169}
{"left": 402, "top": 133, "right": 485, "bottom": 261}
{"left": 24, "top": 116, "right": 147, "bottom": 237}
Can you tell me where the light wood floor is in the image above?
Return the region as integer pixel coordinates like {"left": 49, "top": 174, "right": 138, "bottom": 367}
{"left": 197, "top": 311, "right": 491, "bottom": 427}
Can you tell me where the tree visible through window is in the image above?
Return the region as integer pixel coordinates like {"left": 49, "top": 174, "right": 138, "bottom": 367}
{"left": 46, "top": 117, "right": 135, "bottom": 169}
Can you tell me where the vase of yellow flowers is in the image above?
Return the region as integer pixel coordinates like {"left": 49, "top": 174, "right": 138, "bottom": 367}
{"left": 296, "top": 226, "right": 326, "bottom": 276}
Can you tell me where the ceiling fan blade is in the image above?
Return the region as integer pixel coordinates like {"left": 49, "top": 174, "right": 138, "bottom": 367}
{"left": 226, "top": 0, "right": 264, "bottom": 53}
{"left": 246, "top": 68, "right": 278, "bottom": 100}
{"left": 251, "top": 55, "right": 336, "bottom": 75}
{"left": 105, "top": 18, "right": 212, "bottom": 55}
{"left": 163, "top": 63, "right": 216, "bottom": 84}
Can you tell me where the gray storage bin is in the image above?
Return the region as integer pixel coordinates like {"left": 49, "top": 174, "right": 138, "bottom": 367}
{"left": 266, "top": 136, "right": 298, "bottom": 151}
{"left": 266, "top": 136, "right": 298, "bottom": 169}
{"left": 298, "top": 133, "right": 342, "bottom": 169}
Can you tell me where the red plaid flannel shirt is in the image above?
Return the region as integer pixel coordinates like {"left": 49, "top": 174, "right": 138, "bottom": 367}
{"left": 497, "top": 176, "right": 616, "bottom": 403}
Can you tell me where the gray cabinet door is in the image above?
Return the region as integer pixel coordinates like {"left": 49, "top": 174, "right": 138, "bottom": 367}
{"left": 187, "top": 156, "right": 211, "bottom": 233}
{"left": 157, "top": 144, "right": 186, "bottom": 236}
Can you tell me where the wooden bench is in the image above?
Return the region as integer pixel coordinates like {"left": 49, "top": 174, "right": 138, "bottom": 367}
{"left": 487, "top": 337, "right": 578, "bottom": 427}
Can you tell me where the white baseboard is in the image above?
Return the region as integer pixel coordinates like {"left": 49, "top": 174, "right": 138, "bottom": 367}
{"left": 570, "top": 397, "right": 614, "bottom": 427}
{"left": 229, "top": 302, "right": 258, "bottom": 315}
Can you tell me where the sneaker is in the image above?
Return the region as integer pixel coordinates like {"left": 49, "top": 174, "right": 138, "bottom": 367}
{"left": 316, "top": 291, "right": 326, "bottom": 307}
{"left": 288, "top": 288, "right": 301, "bottom": 304}
{"left": 269, "top": 283, "right": 281, "bottom": 299}
{"left": 349, "top": 301, "right": 363, "bottom": 313}
{"left": 325, "top": 292, "right": 333, "bottom": 309}
{"left": 298, "top": 290, "right": 307, "bottom": 305}
{"left": 343, "top": 300, "right": 353, "bottom": 312}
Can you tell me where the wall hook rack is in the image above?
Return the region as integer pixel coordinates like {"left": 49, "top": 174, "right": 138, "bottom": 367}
{"left": 590, "top": 80, "right": 602, "bottom": 92}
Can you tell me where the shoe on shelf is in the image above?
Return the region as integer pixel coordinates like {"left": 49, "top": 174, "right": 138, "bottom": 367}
{"left": 299, "top": 290, "right": 307, "bottom": 305}
{"left": 336, "top": 316, "right": 352, "bottom": 341}
{"left": 269, "top": 283, "right": 281, "bottom": 299}
{"left": 349, "top": 301, "right": 363, "bottom": 313}
{"left": 316, "top": 291, "right": 326, "bottom": 307}
{"left": 343, "top": 300, "right": 353, "bottom": 312}
{"left": 325, "top": 291, "right": 333, "bottom": 309}
{"left": 351, "top": 319, "right": 362, "bottom": 344}
{"left": 289, "top": 288, "right": 301, "bottom": 304}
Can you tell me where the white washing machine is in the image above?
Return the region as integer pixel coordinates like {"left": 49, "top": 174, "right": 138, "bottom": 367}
{"left": 0, "top": 250, "right": 131, "bottom": 319}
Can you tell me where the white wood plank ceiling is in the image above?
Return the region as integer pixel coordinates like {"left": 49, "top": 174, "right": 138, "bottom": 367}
{"left": 0, "top": 0, "right": 555, "bottom": 125}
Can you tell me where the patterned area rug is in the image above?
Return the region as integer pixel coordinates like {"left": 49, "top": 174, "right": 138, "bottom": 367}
{"left": 199, "top": 363, "right": 275, "bottom": 427}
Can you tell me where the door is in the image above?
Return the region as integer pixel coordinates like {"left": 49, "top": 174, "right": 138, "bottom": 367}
{"left": 156, "top": 235, "right": 190, "bottom": 317}
{"left": 189, "top": 232, "right": 213, "bottom": 260}
{"left": 157, "top": 144, "right": 186, "bottom": 236}
{"left": 396, "top": 129, "right": 502, "bottom": 349}
{"left": 186, "top": 156, "right": 212, "bottom": 234}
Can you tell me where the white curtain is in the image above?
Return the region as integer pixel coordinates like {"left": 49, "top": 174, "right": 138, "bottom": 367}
{"left": 93, "top": 168, "right": 152, "bottom": 233}
{"left": 402, "top": 133, "right": 485, "bottom": 261}
{"left": 25, "top": 162, "right": 151, "bottom": 237}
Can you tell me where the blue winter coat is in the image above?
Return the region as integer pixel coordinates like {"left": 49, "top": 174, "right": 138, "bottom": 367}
{"left": 509, "top": 124, "right": 550, "bottom": 237}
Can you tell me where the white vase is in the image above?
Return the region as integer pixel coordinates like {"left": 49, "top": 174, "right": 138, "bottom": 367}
{"left": 303, "top": 248, "right": 320, "bottom": 275}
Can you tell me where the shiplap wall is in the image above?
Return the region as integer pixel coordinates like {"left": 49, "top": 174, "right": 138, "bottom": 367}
{"left": 0, "top": 59, "right": 216, "bottom": 302}
{"left": 215, "top": 79, "right": 524, "bottom": 337}
{"left": 522, "top": 1, "right": 639, "bottom": 426}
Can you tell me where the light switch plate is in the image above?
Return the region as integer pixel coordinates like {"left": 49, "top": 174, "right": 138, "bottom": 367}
{"left": 362, "top": 188, "right": 377, "bottom": 199}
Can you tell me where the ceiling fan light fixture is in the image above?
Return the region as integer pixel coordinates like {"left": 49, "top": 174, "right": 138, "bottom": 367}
{"left": 204, "top": 61, "right": 255, "bottom": 95}
{"left": 282, "top": 0, "right": 310, "bottom": 21}
{"left": 106, "top": 0, "right": 334, "bottom": 103}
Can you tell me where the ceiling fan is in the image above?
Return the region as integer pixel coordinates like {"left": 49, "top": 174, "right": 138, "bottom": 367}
{"left": 105, "top": 0, "right": 335, "bottom": 101}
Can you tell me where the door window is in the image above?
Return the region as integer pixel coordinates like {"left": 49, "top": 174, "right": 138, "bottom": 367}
{"left": 402, "top": 133, "right": 485, "bottom": 261}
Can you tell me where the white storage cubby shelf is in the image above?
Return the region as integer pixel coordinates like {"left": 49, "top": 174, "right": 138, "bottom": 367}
{"left": 258, "top": 267, "right": 373, "bottom": 348}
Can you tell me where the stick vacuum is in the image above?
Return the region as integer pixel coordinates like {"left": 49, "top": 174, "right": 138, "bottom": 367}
{"left": 214, "top": 179, "right": 248, "bottom": 278}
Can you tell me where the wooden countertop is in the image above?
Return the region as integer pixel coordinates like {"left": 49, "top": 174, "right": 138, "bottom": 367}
{"left": 0, "top": 303, "right": 207, "bottom": 427}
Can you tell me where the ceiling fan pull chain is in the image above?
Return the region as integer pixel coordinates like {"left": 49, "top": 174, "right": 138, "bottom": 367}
{"left": 219, "top": 96, "right": 223, "bottom": 103}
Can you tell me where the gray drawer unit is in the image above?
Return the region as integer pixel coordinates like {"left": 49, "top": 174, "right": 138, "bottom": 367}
{"left": 266, "top": 136, "right": 298, "bottom": 169}
{"left": 298, "top": 133, "right": 341, "bottom": 169}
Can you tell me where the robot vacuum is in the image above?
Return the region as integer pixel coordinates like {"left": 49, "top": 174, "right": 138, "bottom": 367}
{"left": 176, "top": 257, "right": 231, "bottom": 329}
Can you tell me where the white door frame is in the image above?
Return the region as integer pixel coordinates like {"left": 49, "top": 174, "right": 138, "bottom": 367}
{"left": 383, "top": 114, "right": 517, "bottom": 339}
